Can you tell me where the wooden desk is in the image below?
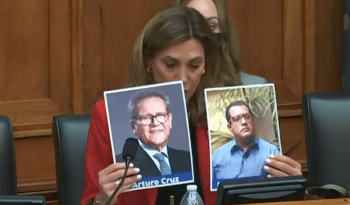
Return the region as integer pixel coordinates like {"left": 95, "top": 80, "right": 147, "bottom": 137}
{"left": 246, "top": 198, "right": 350, "bottom": 204}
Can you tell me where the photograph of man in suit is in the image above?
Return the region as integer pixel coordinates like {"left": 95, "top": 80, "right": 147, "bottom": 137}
{"left": 212, "top": 101, "right": 280, "bottom": 181}
{"left": 116, "top": 91, "right": 192, "bottom": 179}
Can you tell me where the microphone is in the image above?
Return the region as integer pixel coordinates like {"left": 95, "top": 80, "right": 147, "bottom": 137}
{"left": 122, "top": 138, "right": 139, "bottom": 162}
{"left": 104, "top": 138, "right": 139, "bottom": 205}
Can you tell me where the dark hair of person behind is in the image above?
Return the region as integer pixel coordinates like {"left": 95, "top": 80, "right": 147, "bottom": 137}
{"left": 225, "top": 100, "right": 251, "bottom": 122}
{"left": 175, "top": 0, "right": 242, "bottom": 86}
{"left": 128, "top": 5, "right": 221, "bottom": 121}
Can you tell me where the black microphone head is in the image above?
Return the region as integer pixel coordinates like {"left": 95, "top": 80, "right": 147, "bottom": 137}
{"left": 122, "top": 138, "right": 139, "bottom": 162}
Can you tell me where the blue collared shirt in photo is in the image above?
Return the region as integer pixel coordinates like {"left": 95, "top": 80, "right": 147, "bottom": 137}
{"left": 212, "top": 138, "right": 280, "bottom": 181}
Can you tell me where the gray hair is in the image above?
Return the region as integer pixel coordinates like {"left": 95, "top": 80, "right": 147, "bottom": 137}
{"left": 128, "top": 90, "right": 170, "bottom": 119}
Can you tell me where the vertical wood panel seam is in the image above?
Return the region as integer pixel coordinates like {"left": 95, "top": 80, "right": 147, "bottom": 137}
{"left": 101, "top": 4, "right": 105, "bottom": 94}
{"left": 302, "top": 0, "right": 306, "bottom": 94}
{"left": 282, "top": 0, "right": 304, "bottom": 100}
{"left": 304, "top": 0, "right": 316, "bottom": 92}
{"left": 48, "top": 1, "right": 51, "bottom": 100}
{"left": 282, "top": 0, "right": 285, "bottom": 82}
{"left": 72, "top": 0, "right": 84, "bottom": 114}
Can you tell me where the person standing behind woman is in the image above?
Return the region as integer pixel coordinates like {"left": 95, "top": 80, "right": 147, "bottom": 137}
{"left": 175, "top": 0, "right": 268, "bottom": 85}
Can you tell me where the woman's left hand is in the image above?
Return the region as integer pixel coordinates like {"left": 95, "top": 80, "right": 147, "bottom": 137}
{"left": 264, "top": 155, "right": 302, "bottom": 178}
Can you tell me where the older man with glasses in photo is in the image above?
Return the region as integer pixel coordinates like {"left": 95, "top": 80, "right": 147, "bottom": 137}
{"left": 115, "top": 91, "right": 192, "bottom": 179}
{"left": 212, "top": 101, "right": 280, "bottom": 181}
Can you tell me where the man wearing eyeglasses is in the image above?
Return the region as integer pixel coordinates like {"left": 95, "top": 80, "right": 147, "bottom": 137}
{"left": 115, "top": 91, "right": 191, "bottom": 179}
{"left": 212, "top": 101, "right": 280, "bottom": 181}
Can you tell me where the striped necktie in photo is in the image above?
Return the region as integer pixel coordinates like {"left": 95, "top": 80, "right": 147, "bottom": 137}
{"left": 153, "top": 152, "right": 172, "bottom": 176}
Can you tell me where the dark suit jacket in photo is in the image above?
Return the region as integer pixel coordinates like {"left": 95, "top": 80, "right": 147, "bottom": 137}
{"left": 115, "top": 143, "right": 192, "bottom": 178}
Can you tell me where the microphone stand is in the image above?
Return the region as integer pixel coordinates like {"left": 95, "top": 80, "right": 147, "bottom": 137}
{"left": 104, "top": 156, "right": 132, "bottom": 205}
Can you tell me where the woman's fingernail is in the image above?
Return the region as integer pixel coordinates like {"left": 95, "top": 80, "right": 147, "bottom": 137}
{"left": 269, "top": 154, "right": 275, "bottom": 158}
{"left": 267, "top": 174, "right": 272, "bottom": 178}
{"left": 129, "top": 163, "right": 134, "bottom": 167}
{"left": 137, "top": 174, "right": 142, "bottom": 180}
{"left": 264, "top": 165, "right": 269, "bottom": 171}
{"left": 134, "top": 167, "right": 140, "bottom": 173}
{"left": 266, "top": 158, "right": 272, "bottom": 163}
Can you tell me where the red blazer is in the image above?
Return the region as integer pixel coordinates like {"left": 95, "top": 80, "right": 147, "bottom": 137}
{"left": 80, "top": 100, "right": 217, "bottom": 205}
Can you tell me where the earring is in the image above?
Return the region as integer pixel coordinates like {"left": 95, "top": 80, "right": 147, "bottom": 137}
{"left": 202, "top": 69, "right": 205, "bottom": 74}
{"left": 146, "top": 67, "right": 152, "bottom": 73}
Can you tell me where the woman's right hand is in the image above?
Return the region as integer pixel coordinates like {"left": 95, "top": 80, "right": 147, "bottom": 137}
{"left": 95, "top": 162, "right": 142, "bottom": 204}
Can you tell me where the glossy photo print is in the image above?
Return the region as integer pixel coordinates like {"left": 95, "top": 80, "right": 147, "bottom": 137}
{"left": 204, "top": 83, "right": 282, "bottom": 191}
{"left": 104, "top": 81, "right": 194, "bottom": 191}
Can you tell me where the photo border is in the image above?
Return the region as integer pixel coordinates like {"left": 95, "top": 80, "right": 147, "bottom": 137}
{"left": 204, "top": 83, "right": 282, "bottom": 191}
{"left": 104, "top": 81, "right": 194, "bottom": 191}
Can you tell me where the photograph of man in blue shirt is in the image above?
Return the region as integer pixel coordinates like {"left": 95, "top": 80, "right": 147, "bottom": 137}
{"left": 212, "top": 101, "right": 280, "bottom": 181}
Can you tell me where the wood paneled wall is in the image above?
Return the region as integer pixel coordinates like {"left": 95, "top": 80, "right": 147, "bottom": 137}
{"left": 0, "top": 0, "right": 72, "bottom": 203}
{"left": 79, "top": 0, "right": 175, "bottom": 113}
{"left": 0, "top": 0, "right": 343, "bottom": 203}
